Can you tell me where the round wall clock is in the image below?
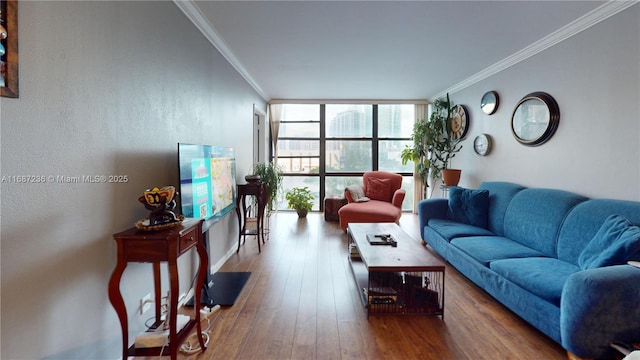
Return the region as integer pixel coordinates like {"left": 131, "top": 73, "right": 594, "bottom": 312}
{"left": 450, "top": 104, "right": 468, "bottom": 140}
{"left": 481, "top": 91, "right": 499, "bottom": 115}
{"left": 473, "top": 134, "right": 493, "bottom": 156}
{"left": 511, "top": 92, "right": 560, "bottom": 146}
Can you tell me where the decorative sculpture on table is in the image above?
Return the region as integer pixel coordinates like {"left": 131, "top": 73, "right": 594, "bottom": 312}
{"left": 1, "top": 0, "right": 19, "bottom": 98}
{"left": 136, "top": 185, "right": 183, "bottom": 230}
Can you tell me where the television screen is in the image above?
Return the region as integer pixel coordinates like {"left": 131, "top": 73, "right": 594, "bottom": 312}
{"left": 178, "top": 143, "right": 237, "bottom": 220}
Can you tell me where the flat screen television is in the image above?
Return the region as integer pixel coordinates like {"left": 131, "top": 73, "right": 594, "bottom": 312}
{"left": 177, "top": 143, "right": 237, "bottom": 221}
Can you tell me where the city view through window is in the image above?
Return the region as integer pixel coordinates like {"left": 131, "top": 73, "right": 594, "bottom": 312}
{"left": 273, "top": 103, "right": 416, "bottom": 211}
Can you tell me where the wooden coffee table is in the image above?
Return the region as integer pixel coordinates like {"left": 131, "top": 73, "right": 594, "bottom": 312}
{"left": 347, "top": 223, "right": 445, "bottom": 318}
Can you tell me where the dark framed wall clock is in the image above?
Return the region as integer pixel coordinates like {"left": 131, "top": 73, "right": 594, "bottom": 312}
{"left": 511, "top": 92, "right": 560, "bottom": 146}
{"left": 450, "top": 104, "right": 468, "bottom": 140}
{"left": 481, "top": 91, "right": 499, "bottom": 115}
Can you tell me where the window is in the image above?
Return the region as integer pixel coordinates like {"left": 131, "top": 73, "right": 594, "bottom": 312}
{"left": 274, "top": 103, "right": 415, "bottom": 211}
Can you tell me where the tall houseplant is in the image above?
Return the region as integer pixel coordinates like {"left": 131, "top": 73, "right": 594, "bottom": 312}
{"left": 431, "top": 94, "right": 463, "bottom": 186}
{"left": 250, "top": 161, "right": 283, "bottom": 212}
{"left": 401, "top": 94, "right": 463, "bottom": 194}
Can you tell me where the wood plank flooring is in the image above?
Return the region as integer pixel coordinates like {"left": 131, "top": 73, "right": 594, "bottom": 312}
{"left": 154, "top": 212, "right": 567, "bottom": 359}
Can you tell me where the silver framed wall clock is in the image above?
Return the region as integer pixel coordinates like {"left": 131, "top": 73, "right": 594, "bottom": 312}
{"left": 473, "top": 134, "right": 493, "bottom": 156}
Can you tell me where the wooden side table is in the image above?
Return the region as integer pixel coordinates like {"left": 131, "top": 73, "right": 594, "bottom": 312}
{"left": 236, "top": 182, "right": 267, "bottom": 252}
{"left": 324, "top": 195, "right": 347, "bottom": 221}
{"left": 108, "top": 218, "right": 207, "bottom": 360}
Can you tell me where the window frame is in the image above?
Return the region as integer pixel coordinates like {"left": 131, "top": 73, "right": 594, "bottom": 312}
{"left": 273, "top": 103, "right": 416, "bottom": 211}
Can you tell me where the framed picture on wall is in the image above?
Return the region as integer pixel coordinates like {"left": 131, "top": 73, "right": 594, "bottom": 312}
{"left": 1, "top": 0, "right": 18, "bottom": 98}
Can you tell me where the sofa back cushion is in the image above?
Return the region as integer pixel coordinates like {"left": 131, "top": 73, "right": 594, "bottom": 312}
{"left": 478, "top": 182, "right": 526, "bottom": 236}
{"left": 577, "top": 214, "right": 640, "bottom": 269}
{"left": 503, "top": 188, "right": 587, "bottom": 257}
{"left": 557, "top": 199, "right": 640, "bottom": 265}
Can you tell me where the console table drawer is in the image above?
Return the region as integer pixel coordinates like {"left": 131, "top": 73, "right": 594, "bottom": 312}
{"left": 179, "top": 229, "right": 197, "bottom": 253}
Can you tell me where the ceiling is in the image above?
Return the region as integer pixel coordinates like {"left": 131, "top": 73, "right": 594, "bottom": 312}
{"left": 179, "top": 1, "right": 616, "bottom": 101}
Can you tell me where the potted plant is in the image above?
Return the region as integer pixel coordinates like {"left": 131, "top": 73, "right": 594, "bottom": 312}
{"left": 285, "top": 186, "right": 314, "bottom": 218}
{"left": 431, "top": 94, "right": 464, "bottom": 187}
{"left": 401, "top": 93, "right": 463, "bottom": 194}
{"left": 250, "top": 161, "right": 283, "bottom": 212}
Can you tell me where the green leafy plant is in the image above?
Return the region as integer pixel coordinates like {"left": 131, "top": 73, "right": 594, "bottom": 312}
{"left": 250, "top": 162, "right": 283, "bottom": 212}
{"left": 401, "top": 93, "right": 463, "bottom": 188}
{"left": 285, "top": 186, "right": 314, "bottom": 211}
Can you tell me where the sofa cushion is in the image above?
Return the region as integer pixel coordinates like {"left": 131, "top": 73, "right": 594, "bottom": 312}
{"left": 490, "top": 257, "right": 580, "bottom": 305}
{"left": 338, "top": 200, "right": 401, "bottom": 229}
{"left": 346, "top": 185, "right": 369, "bottom": 203}
{"left": 557, "top": 199, "right": 640, "bottom": 265}
{"left": 448, "top": 186, "right": 489, "bottom": 228}
{"left": 428, "top": 218, "right": 494, "bottom": 241}
{"left": 450, "top": 236, "right": 545, "bottom": 267}
{"left": 365, "top": 178, "right": 391, "bottom": 201}
{"left": 503, "top": 189, "right": 587, "bottom": 257}
{"left": 578, "top": 214, "right": 640, "bottom": 270}
{"left": 478, "top": 182, "right": 526, "bottom": 236}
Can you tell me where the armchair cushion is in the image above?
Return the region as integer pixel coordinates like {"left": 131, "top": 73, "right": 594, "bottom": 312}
{"left": 365, "top": 178, "right": 391, "bottom": 201}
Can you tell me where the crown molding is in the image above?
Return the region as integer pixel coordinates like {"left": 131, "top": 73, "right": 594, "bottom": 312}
{"left": 173, "top": 0, "right": 270, "bottom": 101}
{"left": 431, "top": 1, "right": 638, "bottom": 100}
{"left": 268, "top": 99, "right": 429, "bottom": 105}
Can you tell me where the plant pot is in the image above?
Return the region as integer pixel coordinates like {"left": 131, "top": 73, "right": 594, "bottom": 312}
{"left": 296, "top": 209, "right": 308, "bottom": 218}
{"left": 442, "top": 169, "right": 462, "bottom": 187}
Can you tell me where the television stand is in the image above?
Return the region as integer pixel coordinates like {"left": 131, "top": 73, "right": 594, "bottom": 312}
{"left": 108, "top": 219, "right": 207, "bottom": 360}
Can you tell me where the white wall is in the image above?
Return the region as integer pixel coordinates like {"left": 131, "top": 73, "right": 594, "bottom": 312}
{"left": 1, "top": 1, "right": 639, "bottom": 359}
{"left": 1, "top": 1, "right": 265, "bottom": 359}
{"left": 447, "top": 4, "right": 640, "bottom": 201}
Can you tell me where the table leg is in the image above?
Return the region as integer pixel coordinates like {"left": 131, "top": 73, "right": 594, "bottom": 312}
{"left": 235, "top": 200, "right": 242, "bottom": 252}
{"left": 108, "top": 261, "right": 128, "bottom": 360}
{"left": 195, "top": 238, "right": 208, "bottom": 350}
{"left": 167, "top": 257, "right": 179, "bottom": 359}
{"left": 153, "top": 262, "right": 161, "bottom": 322}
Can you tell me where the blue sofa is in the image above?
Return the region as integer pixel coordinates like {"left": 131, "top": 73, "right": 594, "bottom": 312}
{"left": 417, "top": 182, "right": 640, "bottom": 359}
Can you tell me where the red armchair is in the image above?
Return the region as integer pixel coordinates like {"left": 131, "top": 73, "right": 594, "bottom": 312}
{"left": 338, "top": 171, "right": 406, "bottom": 230}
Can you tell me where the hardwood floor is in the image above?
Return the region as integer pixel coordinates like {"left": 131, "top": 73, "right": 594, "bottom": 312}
{"left": 170, "top": 212, "right": 567, "bottom": 359}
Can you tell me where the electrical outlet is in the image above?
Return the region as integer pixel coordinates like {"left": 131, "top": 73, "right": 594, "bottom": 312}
{"left": 140, "top": 293, "right": 152, "bottom": 315}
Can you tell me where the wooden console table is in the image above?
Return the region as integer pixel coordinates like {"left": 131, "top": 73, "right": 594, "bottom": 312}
{"left": 235, "top": 182, "right": 267, "bottom": 252}
{"left": 108, "top": 218, "right": 207, "bottom": 359}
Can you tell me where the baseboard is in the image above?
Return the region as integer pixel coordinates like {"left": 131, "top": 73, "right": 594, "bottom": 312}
{"left": 210, "top": 245, "right": 237, "bottom": 274}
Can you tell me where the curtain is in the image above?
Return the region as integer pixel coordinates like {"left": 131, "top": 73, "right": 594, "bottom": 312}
{"left": 268, "top": 103, "right": 282, "bottom": 161}
{"left": 413, "top": 104, "right": 428, "bottom": 213}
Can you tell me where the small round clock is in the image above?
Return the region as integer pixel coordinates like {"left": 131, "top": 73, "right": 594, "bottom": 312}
{"left": 473, "top": 134, "right": 492, "bottom": 156}
{"left": 481, "top": 91, "right": 499, "bottom": 115}
{"left": 450, "top": 104, "right": 469, "bottom": 140}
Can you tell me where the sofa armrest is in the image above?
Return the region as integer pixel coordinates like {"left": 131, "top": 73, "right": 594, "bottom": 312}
{"left": 561, "top": 265, "right": 640, "bottom": 358}
{"left": 392, "top": 189, "right": 406, "bottom": 208}
{"left": 417, "top": 198, "right": 449, "bottom": 240}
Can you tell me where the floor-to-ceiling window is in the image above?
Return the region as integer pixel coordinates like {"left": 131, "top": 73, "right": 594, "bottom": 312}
{"left": 274, "top": 103, "right": 415, "bottom": 211}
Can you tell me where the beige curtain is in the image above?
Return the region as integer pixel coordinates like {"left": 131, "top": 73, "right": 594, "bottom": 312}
{"left": 412, "top": 104, "right": 428, "bottom": 213}
{"left": 268, "top": 103, "right": 282, "bottom": 161}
